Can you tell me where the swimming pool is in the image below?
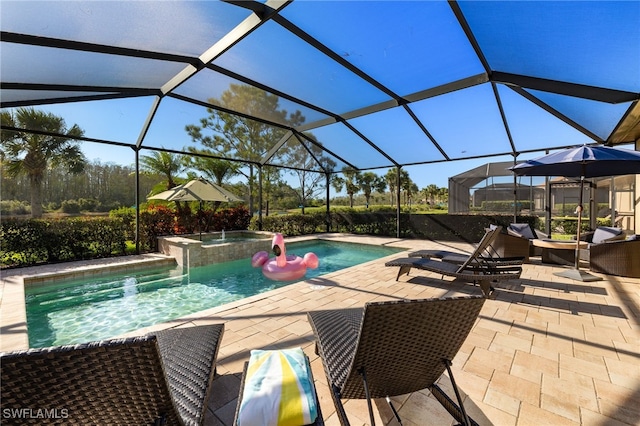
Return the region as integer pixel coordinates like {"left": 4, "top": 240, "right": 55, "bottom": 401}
{"left": 26, "top": 240, "right": 403, "bottom": 348}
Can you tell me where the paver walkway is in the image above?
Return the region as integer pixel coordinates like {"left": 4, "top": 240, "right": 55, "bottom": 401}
{"left": 1, "top": 234, "right": 638, "bottom": 425}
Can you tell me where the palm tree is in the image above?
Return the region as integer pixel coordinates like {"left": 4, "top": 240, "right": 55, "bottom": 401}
{"left": 386, "top": 168, "right": 410, "bottom": 206}
{"left": 185, "top": 153, "right": 241, "bottom": 212}
{"left": 184, "top": 152, "right": 240, "bottom": 186}
{"left": 331, "top": 175, "right": 345, "bottom": 198}
{"left": 140, "top": 150, "right": 188, "bottom": 215}
{"left": 385, "top": 168, "right": 397, "bottom": 206}
{"left": 359, "top": 172, "right": 386, "bottom": 208}
{"left": 140, "top": 150, "right": 185, "bottom": 191}
{"left": 1, "top": 107, "right": 85, "bottom": 218}
{"left": 340, "top": 166, "right": 361, "bottom": 208}
{"left": 437, "top": 187, "right": 449, "bottom": 205}
{"left": 423, "top": 184, "right": 438, "bottom": 205}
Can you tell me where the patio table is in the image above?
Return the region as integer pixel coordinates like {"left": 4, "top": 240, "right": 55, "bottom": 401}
{"left": 532, "top": 239, "right": 588, "bottom": 265}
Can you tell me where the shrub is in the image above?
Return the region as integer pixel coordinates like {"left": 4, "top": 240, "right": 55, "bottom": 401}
{"left": 77, "top": 198, "right": 98, "bottom": 212}
{"left": 139, "top": 205, "right": 176, "bottom": 251}
{"left": 60, "top": 199, "right": 81, "bottom": 214}
{"left": 135, "top": 205, "right": 251, "bottom": 251}
{"left": 550, "top": 217, "right": 594, "bottom": 235}
{"left": 110, "top": 206, "right": 136, "bottom": 240}
{"left": 0, "top": 200, "right": 31, "bottom": 216}
{"left": 45, "top": 201, "right": 60, "bottom": 211}
{"left": 0, "top": 219, "right": 48, "bottom": 266}
{"left": 0, "top": 217, "right": 128, "bottom": 268}
{"left": 480, "top": 200, "right": 532, "bottom": 212}
{"left": 250, "top": 212, "right": 326, "bottom": 236}
{"left": 211, "top": 206, "right": 251, "bottom": 231}
{"left": 98, "top": 201, "right": 123, "bottom": 212}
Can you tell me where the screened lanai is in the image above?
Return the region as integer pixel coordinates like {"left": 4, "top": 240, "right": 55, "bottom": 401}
{"left": 2, "top": 0, "right": 640, "bottom": 230}
{"left": 448, "top": 161, "right": 629, "bottom": 233}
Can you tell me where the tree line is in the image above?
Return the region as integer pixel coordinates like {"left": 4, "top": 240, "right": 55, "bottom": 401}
{"left": 1, "top": 86, "right": 447, "bottom": 219}
{"left": 1, "top": 159, "right": 160, "bottom": 214}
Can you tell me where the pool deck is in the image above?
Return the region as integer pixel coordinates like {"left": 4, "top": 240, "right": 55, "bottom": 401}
{"left": 1, "top": 233, "right": 639, "bottom": 425}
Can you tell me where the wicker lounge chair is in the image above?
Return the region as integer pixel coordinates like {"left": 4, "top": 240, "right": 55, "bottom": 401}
{"left": 386, "top": 227, "right": 523, "bottom": 297}
{"left": 408, "top": 227, "right": 526, "bottom": 265}
{"left": 307, "top": 296, "right": 485, "bottom": 426}
{"left": 0, "top": 324, "right": 224, "bottom": 426}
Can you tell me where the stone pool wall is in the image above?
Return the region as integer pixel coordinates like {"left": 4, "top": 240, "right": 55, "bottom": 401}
{"left": 23, "top": 256, "right": 178, "bottom": 289}
{"left": 157, "top": 231, "right": 274, "bottom": 268}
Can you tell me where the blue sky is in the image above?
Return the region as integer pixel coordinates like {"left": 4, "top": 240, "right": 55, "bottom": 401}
{"left": 44, "top": 97, "right": 550, "bottom": 191}
{"left": 3, "top": 0, "right": 638, "bottom": 194}
{"left": 40, "top": 85, "right": 600, "bottom": 192}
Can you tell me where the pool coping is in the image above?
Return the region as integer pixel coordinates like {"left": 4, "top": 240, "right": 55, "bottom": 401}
{"left": 0, "top": 233, "right": 411, "bottom": 352}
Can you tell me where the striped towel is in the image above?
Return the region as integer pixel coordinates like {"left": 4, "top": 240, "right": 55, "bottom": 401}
{"left": 237, "top": 347, "right": 318, "bottom": 426}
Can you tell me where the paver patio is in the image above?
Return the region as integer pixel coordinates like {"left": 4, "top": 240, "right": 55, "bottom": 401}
{"left": 1, "top": 234, "right": 638, "bottom": 425}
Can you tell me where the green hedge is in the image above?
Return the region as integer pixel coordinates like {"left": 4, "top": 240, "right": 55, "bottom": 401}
{"left": 1, "top": 205, "right": 252, "bottom": 268}
{"left": 1, "top": 217, "right": 128, "bottom": 268}
{"left": 118, "top": 205, "right": 252, "bottom": 252}
{"left": 251, "top": 210, "right": 540, "bottom": 243}
{"left": 331, "top": 210, "right": 406, "bottom": 236}
{"left": 250, "top": 212, "right": 327, "bottom": 236}
{"left": 405, "top": 214, "right": 539, "bottom": 242}
{"left": 251, "top": 209, "right": 406, "bottom": 237}
{"left": 6, "top": 206, "right": 610, "bottom": 268}
{"left": 550, "top": 216, "right": 612, "bottom": 236}
{"left": 479, "top": 200, "right": 533, "bottom": 212}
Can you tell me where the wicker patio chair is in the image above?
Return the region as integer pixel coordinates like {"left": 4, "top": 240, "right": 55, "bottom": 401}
{"left": 0, "top": 324, "right": 224, "bottom": 426}
{"left": 387, "top": 227, "right": 523, "bottom": 297}
{"left": 492, "top": 231, "right": 532, "bottom": 261}
{"left": 589, "top": 238, "right": 640, "bottom": 278}
{"left": 307, "top": 296, "right": 485, "bottom": 426}
{"left": 506, "top": 222, "right": 546, "bottom": 257}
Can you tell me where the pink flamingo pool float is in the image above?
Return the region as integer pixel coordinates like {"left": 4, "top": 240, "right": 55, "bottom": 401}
{"left": 252, "top": 233, "right": 319, "bottom": 281}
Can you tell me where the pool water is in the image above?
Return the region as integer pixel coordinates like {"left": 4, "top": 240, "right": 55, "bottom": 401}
{"left": 26, "top": 240, "right": 403, "bottom": 348}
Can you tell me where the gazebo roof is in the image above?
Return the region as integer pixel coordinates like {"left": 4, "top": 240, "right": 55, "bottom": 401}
{"left": 2, "top": 1, "right": 639, "bottom": 174}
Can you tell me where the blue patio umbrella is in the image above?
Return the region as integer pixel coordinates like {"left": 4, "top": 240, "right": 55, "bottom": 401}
{"left": 510, "top": 145, "right": 640, "bottom": 178}
{"left": 510, "top": 145, "right": 640, "bottom": 281}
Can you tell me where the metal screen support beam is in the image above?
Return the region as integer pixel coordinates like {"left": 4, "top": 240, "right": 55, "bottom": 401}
{"left": 134, "top": 147, "right": 140, "bottom": 255}
{"left": 258, "top": 165, "right": 263, "bottom": 231}
{"left": 508, "top": 86, "right": 603, "bottom": 143}
{"left": 513, "top": 156, "right": 518, "bottom": 223}
{"left": 396, "top": 166, "right": 402, "bottom": 238}
{"left": 636, "top": 141, "right": 640, "bottom": 234}
{"left": 136, "top": 96, "right": 161, "bottom": 149}
{"left": 326, "top": 172, "right": 331, "bottom": 233}
{"left": 544, "top": 150, "right": 551, "bottom": 235}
